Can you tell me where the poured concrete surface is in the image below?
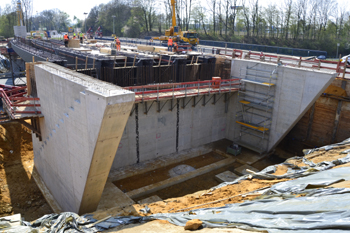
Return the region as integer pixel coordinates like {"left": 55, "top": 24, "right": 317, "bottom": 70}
{"left": 31, "top": 62, "right": 135, "bottom": 214}
{"left": 112, "top": 93, "right": 230, "bottom": 170}
{"left": 229, "top": 60, "right": 337, "bottom": 152}
{"left": 169, "top": 165, "right": 196, "bottom": 177}
{"left": 126, "top": 155, "right": 236, "bottom": 199}
{"left": 97, "top": 182, "right": 135, "bottom": 211}
{"left": 138, "top": 195, "right": 163, "bottom": 204}
{"left": 215, "top": 171, "right": 239, "bottom": 183}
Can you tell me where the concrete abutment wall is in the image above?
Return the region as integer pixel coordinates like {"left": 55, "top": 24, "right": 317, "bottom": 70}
{"left": 31, "top": 60, "right": 336, "bottom": 215}
{"left": 112, "top": 94, "right": 233, "bottom": 169}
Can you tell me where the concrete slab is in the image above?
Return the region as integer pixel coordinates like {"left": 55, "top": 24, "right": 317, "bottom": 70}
{"left": 215, "top": 171, "right": 239, "bottom": 183}
{"left": 235, "top": 165, "right": 259, "bottom": 176}
{"left": 137, "top": 195, "right": 163, "bottom": 204}
{"left": 126, "top": 156, "right": 236, "bottom": 199}
{"left": 97, "top": 182, "right": 135, "bottom": 211}
{"left": 110, "top": 144, "right": 212, "bottom": 181}
{"left": 169, "top": 165, "right": 196, "bottom": 177}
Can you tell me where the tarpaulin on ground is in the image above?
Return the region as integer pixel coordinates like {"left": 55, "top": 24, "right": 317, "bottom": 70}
{"left": 303, "top": 137, "right": 350, "bottom": 155}
{"left": 147, "top": 167, "right": 350, "bottom": 232}
{"left": 5, "top": 139, "right": 350, "bottom": 232}
{"left": 3, "top": 212, "right": 100, "bottom": 233}
{"left": 210, "top": 152, "right": 350, "bottom": 191}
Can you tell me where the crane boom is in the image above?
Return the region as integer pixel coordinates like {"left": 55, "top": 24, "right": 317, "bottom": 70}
{"left": 171, "top": 0, "right": 176, "bottom": 28}
{"left": 151, "top": 0, "right": 199, "bottom": 47}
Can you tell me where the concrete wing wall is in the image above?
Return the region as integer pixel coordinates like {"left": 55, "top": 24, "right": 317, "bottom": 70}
{"left": 32, "top": 62, "right": 134, "bottom": 214}
{"left": 268, "top": 64, "right": 337, "bottom": 151}
{"left": 230, "top": 59, "right": 336, "bottom": 153}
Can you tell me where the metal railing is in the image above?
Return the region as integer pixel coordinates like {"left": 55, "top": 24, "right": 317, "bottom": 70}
{"left": 199, "top": 40, "right": 327, "bottom": 57}
{"left": 125, "top": 78, "right": 240, "bottom": 102}
{"left": 219, "top": 49, "right": 349, "bottom": 79}
{"left": 0, "top": 84, "right": 41, "bottom": 119}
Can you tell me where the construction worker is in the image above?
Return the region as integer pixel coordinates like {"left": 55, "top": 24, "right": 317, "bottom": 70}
{"left": 63, "top": 34, "right": 69, "bottom": 47}
{"left": 168, "top": 37, "right": 173, "bottom": 52}
{"left": 73, "top": 33, "right": 76, "bottom": 39}
{"left": 79, "top": 32, "right": 83, "bottom": 43}
{"left": 173, "top": 42, "right": 178, "bottom": 53}
{"left": 115, "top": 37, "right": 121, "bottom": 51}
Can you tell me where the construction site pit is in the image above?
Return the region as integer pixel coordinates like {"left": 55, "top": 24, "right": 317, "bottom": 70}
{"left": 111, "top": 139, "right": 287, "bottom": 204}
{"left": 0, "top": 122, "right": 290, "bottom": 220}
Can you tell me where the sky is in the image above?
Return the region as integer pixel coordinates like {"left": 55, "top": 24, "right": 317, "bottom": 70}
{"left": 0, "top": 0, "right": 349, "bottom": 22}
{"left": 0, "top": 0, "right": 112, "bottom": 21}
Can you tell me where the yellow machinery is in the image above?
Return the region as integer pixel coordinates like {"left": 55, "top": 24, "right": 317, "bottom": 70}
{"left": 152, "top": 0, "right": 199, "bottom": 46}
{"left": 16, "top": 0, "right": 23, "bottom": 26}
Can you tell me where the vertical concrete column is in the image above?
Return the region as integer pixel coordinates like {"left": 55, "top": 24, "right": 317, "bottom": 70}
{"left": 32, "top": 62, "right": 135, "bottom": 214}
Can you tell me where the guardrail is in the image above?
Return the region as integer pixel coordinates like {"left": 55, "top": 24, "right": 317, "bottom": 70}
{"left": 125, "top": 78, "right": 240, "bottom": 102}
{"left": 217, "top": 49, "right": 349, "bottom": 79}
{"left": 199, "top": 40, "right": 327, "bottom": 57}
{"left": 0, "top": 84, "right": 41, "bottom": 119}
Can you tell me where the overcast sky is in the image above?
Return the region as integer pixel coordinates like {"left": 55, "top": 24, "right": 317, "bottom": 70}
{"left": 0, "top": 0, "right": 349, "bottom": 22}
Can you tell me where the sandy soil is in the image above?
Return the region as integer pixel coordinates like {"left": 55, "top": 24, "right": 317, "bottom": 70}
{"left": 272, "top": 164, "right": 289, "bottom": 176}
{"left": 0, "top": 122, "right": 52, "bottom": 221}
{"left": 287, "top": 145, "right": 350, "bottom": 167}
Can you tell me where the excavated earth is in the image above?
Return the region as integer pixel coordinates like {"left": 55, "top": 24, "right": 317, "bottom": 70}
{"left": 0, "top": 122, "right": 52, "bottom": 221}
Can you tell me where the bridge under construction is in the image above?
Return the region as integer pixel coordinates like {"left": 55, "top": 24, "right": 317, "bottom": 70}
{"left": 2, "top": 34, "right": 350, "bottom": 217}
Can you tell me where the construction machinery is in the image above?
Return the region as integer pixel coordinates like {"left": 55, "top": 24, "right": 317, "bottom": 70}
{"left": 86, "top": 27, "right": 94, "bottom": 39}
{"left": 86, "top": 26, "right": 103, "bottom": 39}
{"left": 152, "top": 0, "right": 199, "bottom": 47}
{"left": 95, "top": 26, "right": 103, "bottom": 38}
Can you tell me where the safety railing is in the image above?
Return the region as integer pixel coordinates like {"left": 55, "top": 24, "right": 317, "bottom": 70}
{"left": 0, "top": 84, "right": 41, "bottom": 119}
{"left": 125, "top": 78, "right": 240, "bottom": 102}
{"left": 216, "top": 48, "right": 350, "bottom": 79}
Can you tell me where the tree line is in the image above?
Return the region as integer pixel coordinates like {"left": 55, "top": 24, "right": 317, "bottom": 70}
{"left": 1, "top": 0, "right": 350, "bottom": 56}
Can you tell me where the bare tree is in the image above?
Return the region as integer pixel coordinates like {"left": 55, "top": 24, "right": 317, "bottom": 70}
{"left": 21, "top": 0, "right": 33, "bottom": 31}
{"left": 318, "top": 0, "right": 337, "bottom": 39}
{"left": 283, "top": 0, "right": 293, "bottom": 39}
{"left": 251, "top": 0, "right": 259, "bottom": 36}
{"left": 210, "top": 0, "right": 216, "bottom": 35}
{"left": 264, "top": 3, "right": 278, "bottom": 38}
{"left": 241, "top": 0, "right": 251, "bottom": 37}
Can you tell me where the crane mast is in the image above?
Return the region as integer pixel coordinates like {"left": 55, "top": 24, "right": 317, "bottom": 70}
{"left": 171, "top": 0, "right": 176, "bottom": 28}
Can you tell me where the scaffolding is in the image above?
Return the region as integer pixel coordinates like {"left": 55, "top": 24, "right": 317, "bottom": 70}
{"left": 235, "top": 65, "right": 278, "bottom": 154}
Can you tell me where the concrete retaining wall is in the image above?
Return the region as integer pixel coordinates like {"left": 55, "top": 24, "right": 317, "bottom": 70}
{"left": 112, "top": 94, "right": 232, "bottom": 169}
{"left": 32, "top": 62, "right": 134, "bottom": 214}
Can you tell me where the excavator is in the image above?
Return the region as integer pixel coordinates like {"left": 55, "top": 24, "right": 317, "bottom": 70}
{"left": 152, "top": 0, "right": 199, "bottom": 48}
